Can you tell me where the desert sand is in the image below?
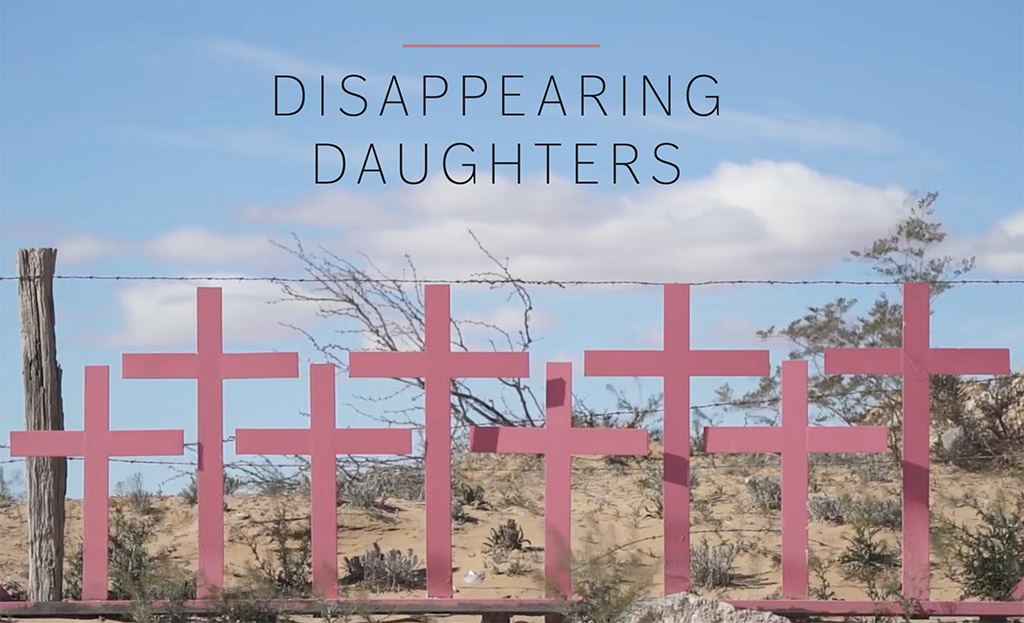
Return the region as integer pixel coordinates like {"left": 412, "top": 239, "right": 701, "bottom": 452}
{"left": 2, "top": 445, "right": 1021, "bottom": 616}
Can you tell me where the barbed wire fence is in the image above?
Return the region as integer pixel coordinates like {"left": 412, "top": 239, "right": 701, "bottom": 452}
{"left": 0, "top": 216, "right": 1008, "bottom": 607}
{"left": 1, "top": 274, "right": 1021, "bottom": 484}
{"left": 1, "top": 275, "right": 1023, "bottom": 285}
{"left": 0, "top": 271, "right": 1021, "bottom": 610}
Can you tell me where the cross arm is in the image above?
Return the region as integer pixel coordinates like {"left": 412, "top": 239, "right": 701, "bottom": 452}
{"left": 469, "top": 426, "right": 545, "bottom": 454}
{"left": 107, "top": 430, "right": 185, "bottom": 457}
{"left": 223, "top": 352, "right": 300, "bottom": 379}
{"left": 122, "top": 353, "right": 198, "bottom": 379}
{"left": 703, "top": 427, "right": 783, "bottom": 453}
{"left": 806, "top": 426, "right": 889, "bottom": 454}
{"left": 348, "top": 351, "right": 427, "bottom": 379}
{"left": 824, "top": 348, "right": 902, "bottom": 375}
{"left": 235, "top": 429, "right": 312, "bottom": 455}
{"left": 451, "top": 352, "right": 530, "bottom": 378}
{"left": 584, "top": 350, "right": 665, "bottom": 378}
{"left": 332, "top": 428, "right": 414, "bottom": 455}
{"left": 9, "top": 430, "right": 84, "bottom": 457}
{"left": 569, "top": 428, "right": 649, "bottom": 456}
{"left": 693, "top": 350, "right": 770, "bottom": 377}
{"left": 927, "top": 348, "right": 1010, "bottom": 376}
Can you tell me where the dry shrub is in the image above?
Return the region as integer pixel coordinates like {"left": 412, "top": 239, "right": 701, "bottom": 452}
{"left": 691, "top": 538, "right": 739, "bottom": 589}
{"left": 343, "top": 542, "right": 422, "bottom": 592}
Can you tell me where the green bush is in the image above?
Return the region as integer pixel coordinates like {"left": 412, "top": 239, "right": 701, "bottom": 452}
{"left": 64, "top": 502, "right": 195, "bottom": 602}
{"left": 950, "top": 496, "right": 1023, "bottom": 600}
{"left": 344, "top": 542, "right": 421, "bottom": 592}
{"left": 239, "top": 505, "right": 312, "bottom": 597}
{"left": 836, "top": 524, "right": 900, "bottom": 600}
{"left": 455, "top": 483, "right": 488, "bottom": 509}
{"left": 485, "top": 519, "right": 531, "bottom": 552}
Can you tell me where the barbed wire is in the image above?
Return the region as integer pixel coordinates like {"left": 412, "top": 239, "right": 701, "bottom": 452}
{"left": 1, "top": 274, "right": 1022, "bottom": 286}
{"left": 457, "top": 581, "right": 969, "bottom": 592}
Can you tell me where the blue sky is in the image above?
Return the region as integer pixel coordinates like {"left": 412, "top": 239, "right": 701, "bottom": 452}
{"left": 1, "top": 1, "right": 1022, "bottom": 497}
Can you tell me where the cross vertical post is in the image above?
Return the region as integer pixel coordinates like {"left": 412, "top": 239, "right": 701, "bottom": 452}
{"left": 704, "top": 360, "right": 889, "bottom": 597}
{"left": 348, "top": 284, "right": 530, "bottom": 597}
{"left": 10, "top": 366, "right": 184, "bottom": 600}
{"left": 121, "top": 287, "right": 299, "bottom": 597}
{"left": 584, "top": 284, "right": 770, "bottom": 594}
{"left": 824, "top": 282, "right": 1010, "bottom": 600}
{"left": 470, "top": 362, "right": 648, "bottom": 597}
{"left": 235, "top": 363, "right": 413, "bottom": 597}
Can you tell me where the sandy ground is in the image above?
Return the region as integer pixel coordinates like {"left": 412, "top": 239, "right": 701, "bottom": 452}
{"left": 1, "top": 450, "right": 1021, "bottom": 620}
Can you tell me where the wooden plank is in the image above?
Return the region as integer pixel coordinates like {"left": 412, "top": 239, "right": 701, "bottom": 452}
{"left": 727, "top": 600, "right": 1024, "bottom": 617}
{"left": 0, "top": 599, "right": 567, "bottom": 617}
{"left": 17, "top": 248, "right": 66, "bottom": 602}
{"left": 1, "top": 599, "right": 1022, "bottom": 619}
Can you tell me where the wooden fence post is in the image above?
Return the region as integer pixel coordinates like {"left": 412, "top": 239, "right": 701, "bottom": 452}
{"left": 17, "top": 248, "right": 66, "bottom": 601}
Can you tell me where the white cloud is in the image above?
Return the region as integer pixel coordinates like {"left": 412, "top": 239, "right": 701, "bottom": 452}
{"left": 107, "top": 278, "right": 322, "bottom": 349}
{"left": 256, "top": 160, "right": 908, "bottom": 283}
{"left": 242, "top": 188, "right": 405, "bottom": 228}
{"left": 965, "top": 209, "right": 1024, "bottom": 275}
{"left": 56, "top": 228, "right": 284, "bottom": 269}
{"left": 662, "top": 111, "right": 907, "bottom": 153}
{"left": 457, "top": 305, "right": 556, "bottom": 352}
{"left": 474, "top": 305, "right": 556, "bottom": 334}
{"left": 351, "top": 303, "right": 554, "bottom": 354}
{"left": 148, "top": 229, "right": 278, "bottom": 266}
{"left": 706, "top": 316, "right": 762, "bottom": 347}
{"left": 1000, "top": 210, "right": 1024, "bottom": 237}
{"left": 59, "top": 234, "right": 120, "bottom": 264}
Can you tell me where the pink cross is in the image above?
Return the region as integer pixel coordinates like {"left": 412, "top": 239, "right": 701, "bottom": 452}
{"left": 703, "top": 360, "right": 889, "bottom": 598}
{"left": 824, "top": 282, "right": 1010, "bottom": 600}
{"left": 348, "top": 284, "right": 529, "bottom": 598}
{"left": 469, "top": 362, "right": 649, "bottom": 597}
{"left": 234, "top": 363, "right": 413, "bottom": 598}
{"left": 121, "top": 287, "right": 299, "bottom": 597}
{"left": 584, "top": 283, "right": 770, "bottom": 594}
{"left": 9, "top": 366, "right": 184, "bottom": 601}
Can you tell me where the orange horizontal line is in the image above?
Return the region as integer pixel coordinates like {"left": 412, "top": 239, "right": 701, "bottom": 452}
{"left": 403, "top": 44, "right": 600, "bottom": 48}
